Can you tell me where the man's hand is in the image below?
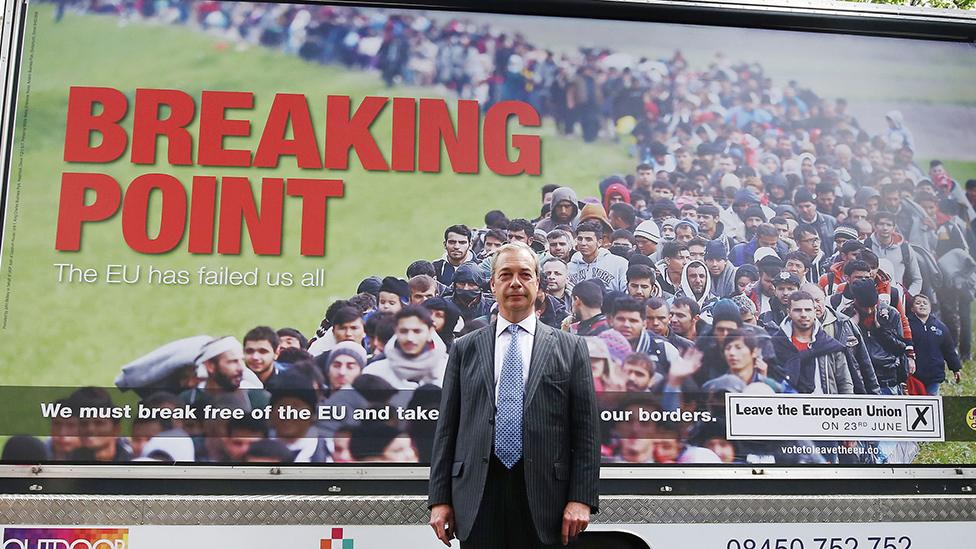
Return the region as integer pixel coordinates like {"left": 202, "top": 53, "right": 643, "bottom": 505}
{"left": 429, "top": 504, "right": 455, "bottom": 546}
{"left": 908, "top": 357, "right": 917, "bottom": 375}
{"left": 561, "top": 501, "right": 591, "bottom": 545}
{"left": 955, "top": 371, "right": 963, "bottom": 383}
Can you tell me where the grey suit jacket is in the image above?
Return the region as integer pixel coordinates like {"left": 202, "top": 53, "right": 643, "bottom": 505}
{"left": 427, "top": 321, "right": 600, "bottom": 545}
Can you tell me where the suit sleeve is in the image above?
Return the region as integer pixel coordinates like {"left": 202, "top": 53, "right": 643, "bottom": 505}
{"left": 568, "top": 335, "right": 601, "bottom": 513}
{"left": 428, "top": 337, "right": 463, "bottom": 508}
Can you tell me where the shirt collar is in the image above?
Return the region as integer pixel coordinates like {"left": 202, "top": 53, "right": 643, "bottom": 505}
{"left": 496, "top": 312, "right": 537, "bottom": 338}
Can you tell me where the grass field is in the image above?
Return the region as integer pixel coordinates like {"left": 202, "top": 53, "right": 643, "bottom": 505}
{"left": 2, "top": 6, "right": 976, "bottom": 464}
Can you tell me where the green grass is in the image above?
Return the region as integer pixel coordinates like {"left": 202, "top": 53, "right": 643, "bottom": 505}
{"left": 0, "top": 6, "right": 631, "bottom": 387}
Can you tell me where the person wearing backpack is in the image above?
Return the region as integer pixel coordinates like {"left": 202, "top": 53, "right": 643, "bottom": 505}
{"left": 864, "top": 211, "right": 922, "bottom": 296}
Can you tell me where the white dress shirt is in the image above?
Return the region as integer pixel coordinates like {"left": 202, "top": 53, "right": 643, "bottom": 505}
{"left": 494, "top": 313, "right": 536, "bottom": 403}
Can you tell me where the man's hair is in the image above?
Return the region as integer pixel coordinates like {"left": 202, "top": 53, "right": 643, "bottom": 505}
{"left": 365, "top": 312, "right": 396, "bottom": 341}
{"left": 872, "top": 211, "right": 896, "bottom": 225}
{"left": 687, "top": 237, "right": 708, "bottom": 250}
{"left": 484, "top": 228, "right": 510, "bottom": 244}
{"left": 645, "top": 296, "right": 669, "bottom": 312}
{"left": 348, "top": 292, "right": 376, "bottom": 314}
{"left": 626, "top": 264, "right": 655, "bottom": 282}
{"left": 276, "top": 328, "right": 308, "bottom": 350}
{"left": 406, "top": 259, "right": 436, "bottom": 278}
{"left": 611, "top": 229, "right": 636, "bottom": 245}
{"left": 572, "top": 280, "right": 604, "bottom": 308}
{"left": 547, "top": 228, "right": 572, "bottom": 242}
{"left": 721, "top": 328, "right": 758, "bottom": 351}
{"left": 815, "top": 182, "right": 835, "bottom": 196}
{"left": 244, "top": 326, "right": 279, "bottom": 350}
{"left": 858, "top": 249, "right": 880, "bottom": 269}
{"left": 652, "top": 180, "right": 674, "bottom": 191}
{"left": 789, "top": 290, "right": 815, "bottom": 306}
{"left": 444, "top": 224, "right": 471, "bottom": 241}
{"left": 785, "top": 251, "right": 812, "bottom": 269}
{"left": 612, "top": 296, "right": 645, "bottom": 319}
{"left": 697, "top": 204, "right": 720, "bottom": 217}
{"left": 609, "top": 202, "right": 637, "bottom": 226}
{"left": 541, "top": 183, "right": 559, "bottom": 198}
{"left": 637, "top": 163, "right": 653, "bottom": 172}
{"left": 623, "top": 352, "right": 654, "bottom": 372}
{"left": 491, "top": 241, "right": 541, "bottom": 279}
{"left": 769, "top": 216, "right": 788, "bottom": 226}
{"left": 542, "top": 256, "right": 568, "bottom": 270}
{"left": 844, "top": 259, "right": 872, "bottom": 276}
{"left": 484, "top": 210, "right": 509, "bottom": 229}
{"left": 756, "top": 223, "right": 779, "bottom": 239}
{"left": 333, "top": 306, "right": 364, "bottom": 327}
{"left": 395, "top": 305, "right": 433, "bottom": 327}
{"left": 68, "top": 387, "right": 120, "bottom": 424}
{"left": 661, "top": 241, "right": 688, "bottom": 259}
{"left": 792, "top": 224, "right": 818, "bottom": 242}
{"left": 576, "top": 219, "right": 605, "bottom": 239}
{"left": 671, "top": 296, "right": 701, "bottom": 317}
{"left": 408, "top": 274, "right": 436, "bottom": 294}
{"left": 325, "top": 299, "right": 352, "bottom": 325}
{"left": 507, "top": 218, "right": 534, "bottom": 236}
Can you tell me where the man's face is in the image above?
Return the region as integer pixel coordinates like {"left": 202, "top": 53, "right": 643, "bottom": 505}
{"left": 653, "top": 187, "right": 674, "bottom": 201}
{"left": 554, "top": 200, "right": 575, "bottom": 222}
{"left": 920, "top": 200, "right": 938, "bottom": 221}
{"left": 628, "top": 277, "right": 654, "bottom": 300}
{"left": 637, "top": 169, "right": 654, "bottom": 188}
{"left": 444, "top": 232, "right": 470, "bottom": 262}
{"left": 930, "top": 164, "right": 948, "bottom": 179}
{"left": 775, "top": 283, "right": 798, "bottom": 306}
{"left": 759, "top": 272, "right": 776, "bottom": 297}
{"left": 635, "top": 236, "right": 657, "bottom": 256}
{"left": 410, "top": 286, "right": 436, "bottom": 305}
{"left": 380, "top": 437, "right": 418, "bottom": 462}
{"left": 395, "top": 316, "right": 432, "bottom": 357}
{"left": 645, "top": 305, "right": 670, "bottom": 336}
{"left": 705, "top": 257, "right": 727, "bottom": 276}
{"left": 543, "top": 191, "right": 555, "bottom": 206}
{"left": 669, "top": 305, "right": 696, "bottom": 336}
{"left": 712, "top": 320, "right": 739, "bottom": 345}
{"left": 758, "top": 230, "right": 778, "bottom": 248}
{"left": 818, "top": 192, "right": 836, "bottom": 212}
{"left": 810, "top": 292, "right": 826, "bottom": 318}
{"left": 850, "top": 270, "right": 873, "bottom": 284}
{"left": 773, "top": 222, "right": 790, "bottom": 241}
{"left": 912, "top": 297, "right": 931, "bottom": 318}
{"left": 875, "top": 218, "right": 895, "bottom": 240}
{"left": 745, "top": 216, "right": 764, "bottom": 233}
{"left": 543, "top": 262, "right": 568, "bottom": 294}
{"left": 624, "top": 361, "right": 653, "bottom": 392}
{"left": 491, "top": 249, "right": 540, "bottom": 319}
{"left": 681, "top": 208, "right": 699, "bottom": 224}
{"left": 209, "top": 350, "right": 245, "bottom": 390}
{"left": 334, "top": 319, "right": 365, "bottom": 344}
{"left": 737, "top": 275, "right": 754, "bottom": 295}
{"left": 883, "top": 191, "right": 900, "bottom": 211}
{"left": 797, "top": 232, "right": 821, "bottom": 257}
{"left": 698, "top": 214, "right": 716, "bottom": 233}
{"left": 377, "top": 291, "right": 403, "bottom": 314}
{"left": 576, "top": 231, "right": 600, "bottom": 260}
{"left": 277, "top": 336, "right": 302, "bottom": 352}
{"left": 667, "top": 250, "right": 690, "bottom": 275}
{"left": 785, "top": 259, "right": 807, "bottom": 279}
{"left": 328, "top": 355, "right": 362, "bottom": 391}
{"left": 676, "top": 151, "right": 693, "bottom": 170}
{"left": 79, "top": 417, "right": 120, "bottom": 457}
{"left": 719, "top": 157, "right": 736, "bottom": 173}
{"left": 509, "top": 230, "right": 529, "bottom": 244}
{"left": 789, "top": 299, "right": 816, "bottom": 331}
{"left": 484, "top": 236, "right": 505, "bottom": 255}
{"left": 848, "top": 208, "right": 868, "bottom": 223}
{"left": 724, "top": 338, "right": 754, "bottom": 372}
{"left": 612, "top": 310, "right": 644, "bottom": 341}
{"left": 244, "top": 339, "right": 276, "bottom": 376}
{"left": 271, "top": 396, "right": 314, "bottom": 440}
{"left": 797, "top": 201, "right": 817, "bottom": 221}
{"left": 548, "top": 236, "right": 572, "bottom": 261}
{"left": 50, "top": 416, "right": 81, "bottom": 456}
{"left": 688, "top": 265, "right": 708, "bottom": 295}
{"left": 222, "top": 429, "right": 263, "bottom": 462}
{"left": 675, "top": 226, "right": 695, "bottom": 245}
{"left": 608, "top": 194, "right": 626, "bottom": 207}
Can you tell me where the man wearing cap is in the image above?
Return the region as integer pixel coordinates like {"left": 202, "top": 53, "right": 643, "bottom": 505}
{"left": 841, "top": 279, "right": 908, "bottom": 395}
{"left": 634, "top": 220, "right": 662, "bottom": 260}
{"left": 447, "top": 264, "right": 495, "bottom": 324}
{"left": 377, "top": 276, "right": 409, "bottom": 314}
{"left": 704, "top": 240, "right": 737, "bottom": 298}
{"left": 794, "top": 188, "right": 838, "bottom": 255}
{"left": 759, "top": 272, "right": 801, "bottom": 329}
{"left": 429, "top": 242, "right": 600, "bottom": 548}
{"left": 433, "top": 225, "right": 475, "bottom": 287}
{"left": 181, "top": 336, "right": 270, "bottom": 411}
{"left": 770, "top": 291, "right": 853, "bottom": 394}
{"left": 537, "top": 187, "right": 582, "bottom": 233}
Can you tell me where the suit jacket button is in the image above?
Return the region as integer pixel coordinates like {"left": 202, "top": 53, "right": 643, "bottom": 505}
{"left": 488, "top": 418, "right": 495, "bottom": 425}
{"left": 482, "top": 457, "right": 489, "bottom": 463}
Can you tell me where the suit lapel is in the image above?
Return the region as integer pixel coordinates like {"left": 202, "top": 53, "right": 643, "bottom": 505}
{"left": 524, "top": 322, "right": 554, "bottom": 408}
{"left": 475, "top": 323, "right": 497, "bottom": 400}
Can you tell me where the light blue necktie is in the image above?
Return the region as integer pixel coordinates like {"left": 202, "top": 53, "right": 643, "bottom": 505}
{"left": 494, "top": 324, "right": 524, "bottom": 469}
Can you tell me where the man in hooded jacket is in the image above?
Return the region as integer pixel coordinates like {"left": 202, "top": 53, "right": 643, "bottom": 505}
{"left": 536, "top": 186, "right": 581, "bottom": 232}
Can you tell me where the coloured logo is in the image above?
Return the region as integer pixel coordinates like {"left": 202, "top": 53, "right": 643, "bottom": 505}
{"left": 320, "top": 528, "right": 353, "bottom": 549}
{"left": 2, "top": 528, "right": 128, "bottom": 549}
{"left": 966, "top": 407, "right": 976, "bottom": 431}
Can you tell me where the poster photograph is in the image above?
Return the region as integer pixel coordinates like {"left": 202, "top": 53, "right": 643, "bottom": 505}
{"left": 1, "top": 0, "right": 975, "bottom": 467}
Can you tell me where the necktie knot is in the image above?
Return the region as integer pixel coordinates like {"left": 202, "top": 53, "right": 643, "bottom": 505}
{"left": 508, "top": 324, "right": 520, "bottom": 337}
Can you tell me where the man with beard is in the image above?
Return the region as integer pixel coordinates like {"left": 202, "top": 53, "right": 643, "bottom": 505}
{"left": 622, "top": 353, "right": 662, "bottom": 393}
{"left": 705, "top": 240, "right": 737, "bottom": 298}
{"left": 801, "top": 283, "right": 879, "bottom": 395}
{"left": 626, "top": 264, "right": 668, "bottom": 301}
{"left": 542, "top": 257, "right": 572, "bottom": 314}
{"left": 864, "top": 211, "right": 922, "bottom": 296}
{"left": 447, "top": 264, "right": 495, "bottom": 324}
{"left": 546, "top": 229, "right": 574, "bottom": 263}
{"left": 770, "top": 292, "right": 853, "bottom": 394}
{"left": 746, "top": 255, "right": 786, "bottom": 315}
{"left": 674, "top": 260, "right": 717, "bottom": 313}
{"left": 433, "top": 225, "right": 475, "bottom": 287}
{"left": 536, "top": 186, "right": 582, "bottom": 232}
{"left": 669, "top": 296, "right": 702, "bottom": 342}
{"left": 182, "top": 336, "right": 270, "bottom": 411}
{"left": 364, "top": 306, "right": 448, "bottom": 389}
{"left": 610, "top": 297, "right": 659, "bottom": 355}
{"left": 841, "top": 280, "right": 908, "bottom": 396}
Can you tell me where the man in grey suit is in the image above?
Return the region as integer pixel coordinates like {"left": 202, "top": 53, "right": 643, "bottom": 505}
{"left": 428, "top": 242, "right": 600, "bottom": 548}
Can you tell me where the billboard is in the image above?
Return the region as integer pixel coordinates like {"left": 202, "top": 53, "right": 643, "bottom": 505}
{"left": 1, "top": 0, "right": 975, "bottom": 468}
